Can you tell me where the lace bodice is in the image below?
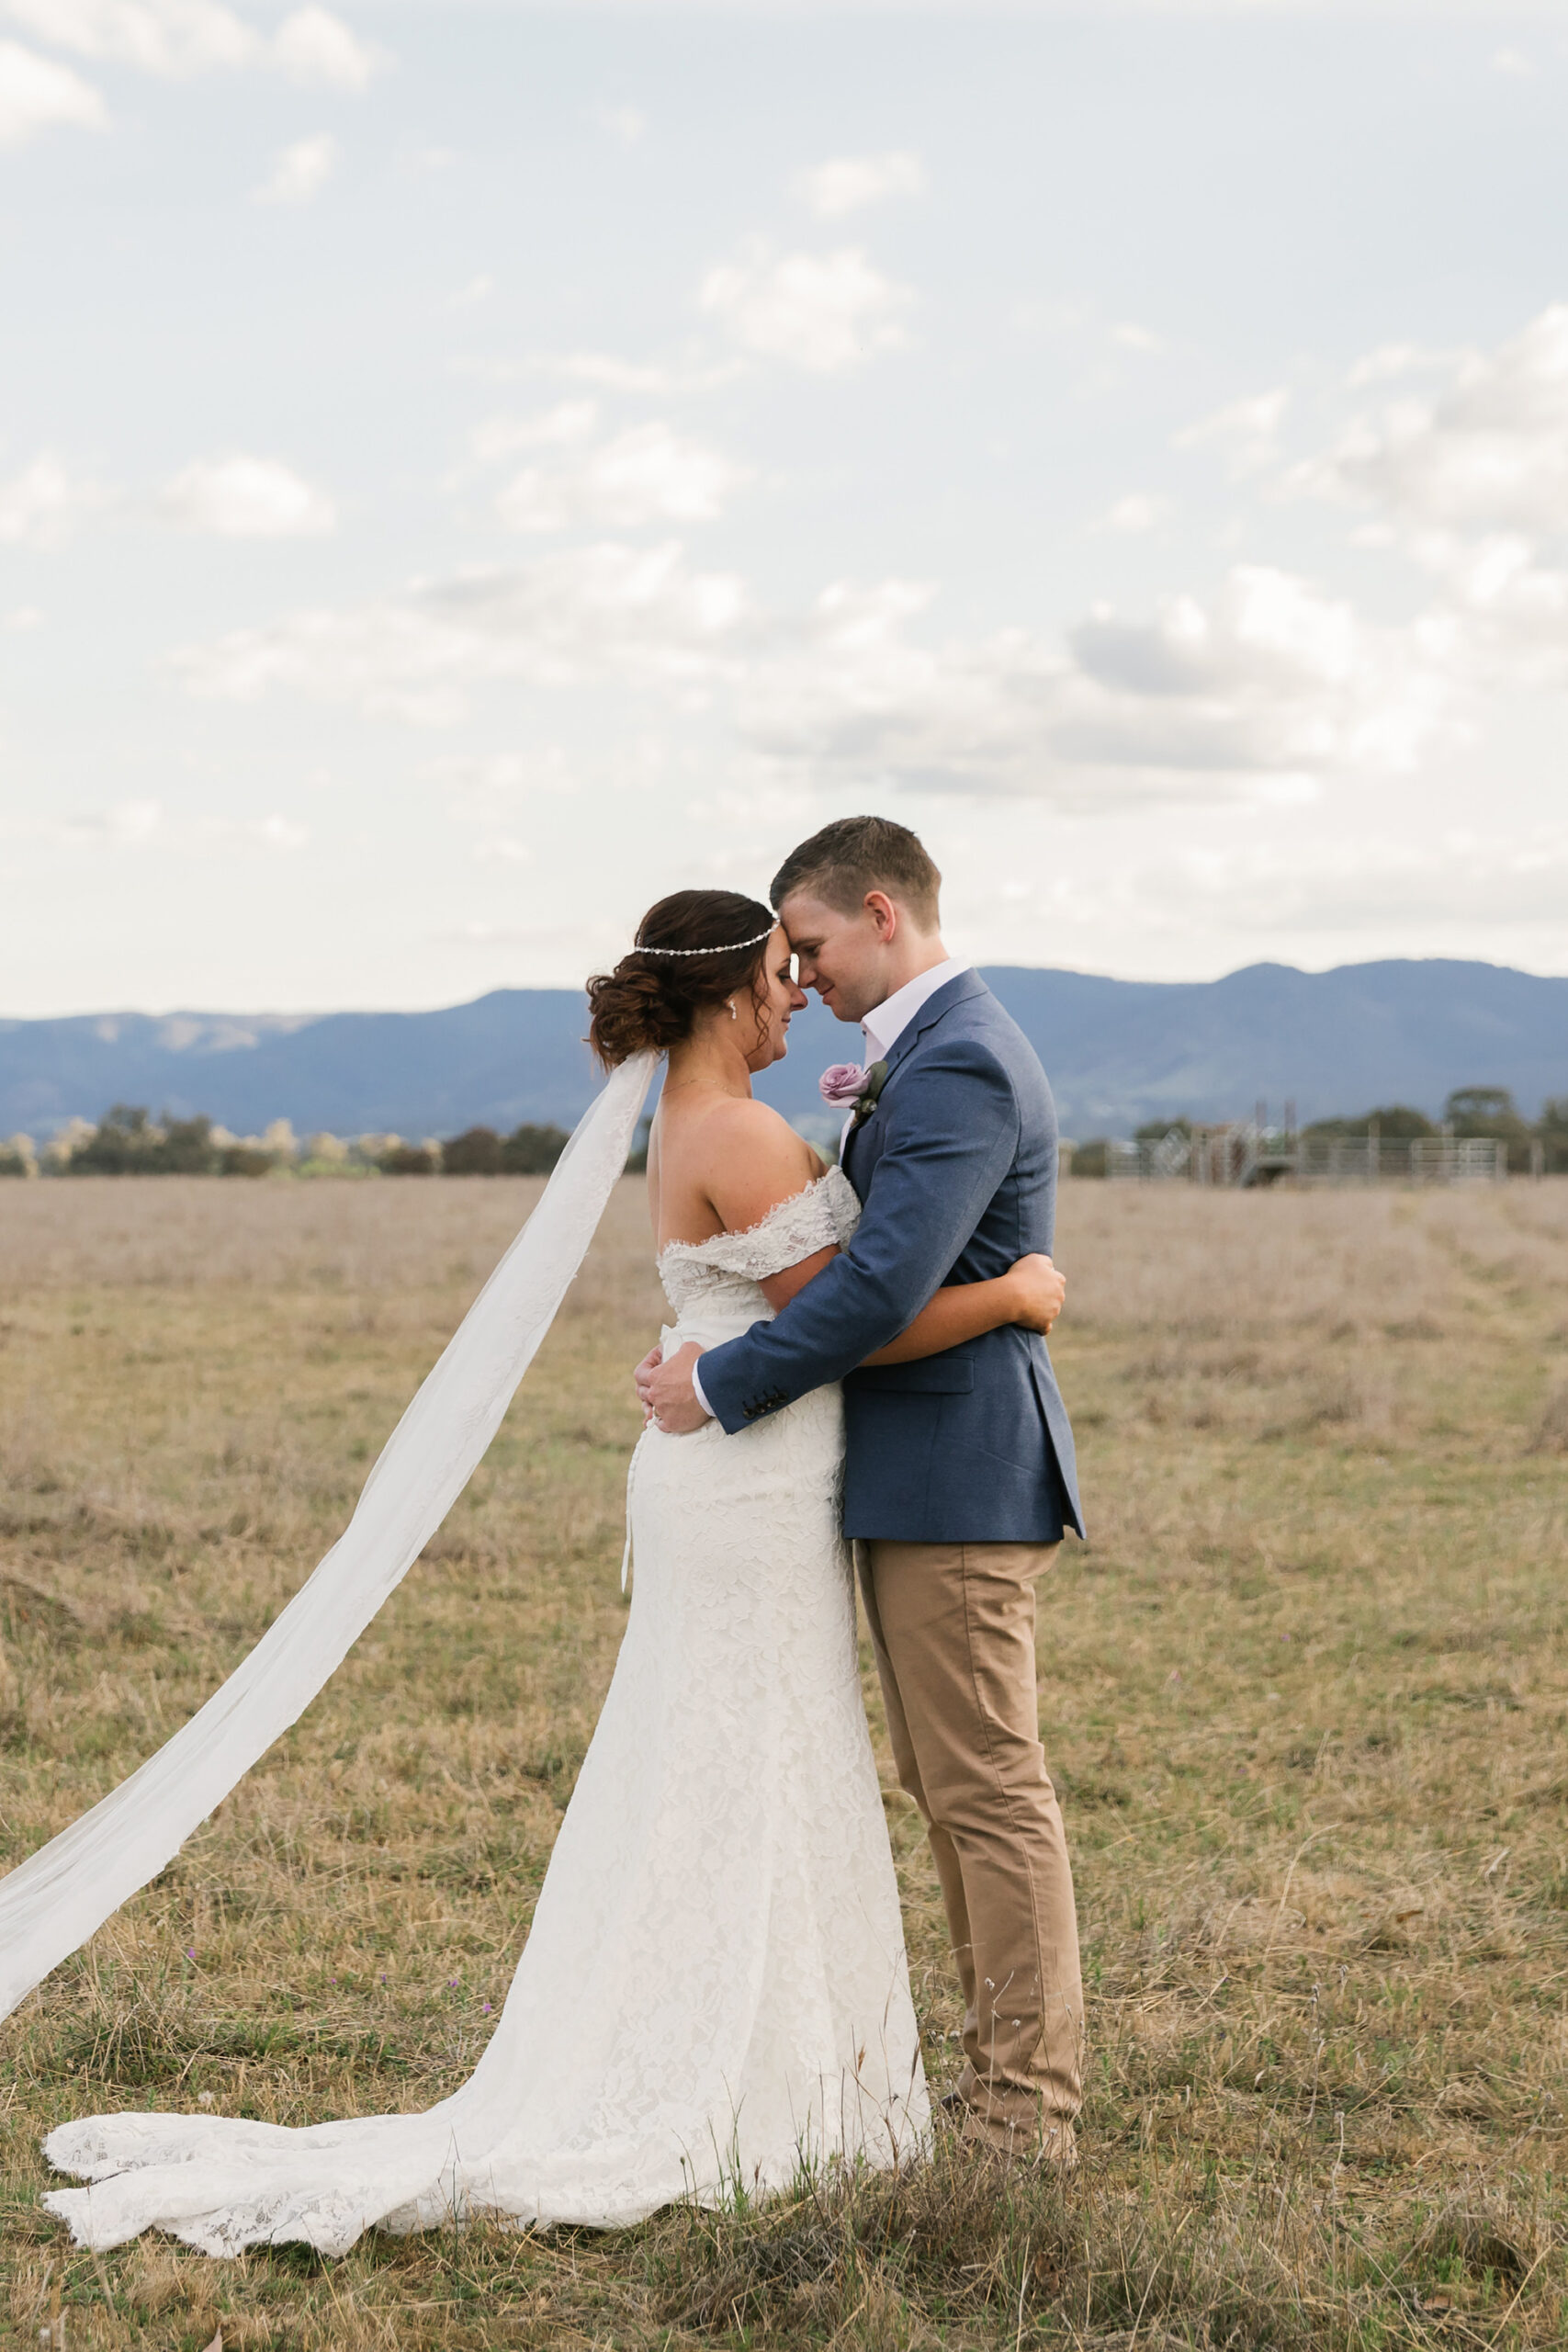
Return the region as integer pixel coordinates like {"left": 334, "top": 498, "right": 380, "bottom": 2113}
{"left": 657, "top": 1165, "right": 861, "bottom": 1324}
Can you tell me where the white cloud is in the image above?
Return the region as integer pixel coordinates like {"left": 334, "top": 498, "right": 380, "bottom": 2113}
{"left": 0, "top": 36, "right": 105, "bottom": 143}
{"left": 469, "top": 401, "right": 599, "bottom": 463}
{"left": 3, "top": 0, "right": 251, "bottom": 74}
{"left": 2, "top": 0, "right": 381, "bottom": 83}
{"left": 168, "top": 522, "right": 1460, "bottom": 808}
{"left": 175, "top": 540, "right": 749, "bottom": 722}
{"left": 254, "top": 131, "right": 337, "bottom": 206}
{"left": 1063, "top": 567, "right": 1456, "bottom": 779}
{"left": 592, "top": 101, "right": 645, "bottom": 145}
{"left": 1344, "top": 341, "right": 1457, "bottom": 389}
{"left": 68, "top": 795, "right": 164, "bottom": 841}
{"left": 1096, "top": 492, "right": 1168, "bottom": 534}
{"left": 460, "top": 350, "right": 742, "bottom": 397}
{"left": 1306, "top": 306, "right": 1568, "bottom": 537}
{"left": 427, "top": 745, "right": 593, "bottom": 872}
{"left": 42, "top": 797, "right": 309, "bottom": 854}
{"left": 795, "top": 150, "right": 924, "bottom": 220}
{"left": 496, "top": 421, "right": 750, "bottom": 531}
{"left": 1176, "top": 385, "right": 1290, "bottom": 475}
{"left": 1165, "top": 825, "right": 1568, "bottom": 941}
{"left": 107, "top": 798, "right": 162, "bottom": 840}
{"left": 1492, "top": 46, "right": 1533, "bottom": 76}
{"left": 1292, "top": 306, "right": 1568, "bottom": 688}
{"left": 451, "top": 273, "right": 493, "bottom": 309}
{"left": 429, "top": 748, "right": 580, "bottom": 811}
{"left": 0, "top": 454, "right": 103, "bottom": 546}
{"left": 4, "top": 605, "right": 42, "bottom": 628}
{"left": 1418, "top": 536, "right": 1568, "bottom": 687}
{"left": 738, "top": 576, "right": 1048, "bottom": 793}
{"left": 1112, "top": 321, "right": 1163, "bottom": 354}
{"left": 738, "top": 562, "right": 1459, "bottom": 803}
{"left": 272, "top": 5, "right": 378, "bottom": 87}
{"left": 553, "top": 352, "right": 743, "bottom": 395}
{"left": 243, "top": 812, "right": 310, "bottom": 850}
{"left": 159, "top": 455, "right": 337, "bottom": 537}
{"left": 700, "top": 242, "right": 913, "bottom": 373}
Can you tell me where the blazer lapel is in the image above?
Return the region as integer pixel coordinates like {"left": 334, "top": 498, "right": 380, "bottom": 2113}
{"left": 879, "top": 969, "right": 987, "bottom": 1090}
{"left": 845, "top": 969, "right": 989, "bottom": 1175}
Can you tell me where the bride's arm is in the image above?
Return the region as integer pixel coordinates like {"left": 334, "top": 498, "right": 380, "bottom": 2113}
{"left": 686, "top": 1101, "right": 1062, "bottom": 1366}
{"left": 863, "top": 1256, "right": 1063, "bottom": 1361}
{"left": 758, "top": 1252, "right": 1063, "bottom": 1356}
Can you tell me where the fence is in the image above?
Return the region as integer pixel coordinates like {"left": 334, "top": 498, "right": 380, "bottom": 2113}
{"left": 1107, "top": 1124, "right": 1506, "bottom": 1188}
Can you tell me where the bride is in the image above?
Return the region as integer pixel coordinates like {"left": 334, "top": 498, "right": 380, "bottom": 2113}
{"left": 38, "top": 888, "right": 1066, "bottom": 2256}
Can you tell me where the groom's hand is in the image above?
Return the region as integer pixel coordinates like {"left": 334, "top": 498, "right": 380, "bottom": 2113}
{"left": 633, "top": 1342, "right": 663, "bottom": 1421}
{"left": 642, "top": 1339, "right": 712, "bottom": 1435}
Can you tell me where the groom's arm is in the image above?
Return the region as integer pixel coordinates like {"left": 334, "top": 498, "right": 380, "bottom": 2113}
{"left": 695, "top": 1037, "right": 1021, "bottom": 1434}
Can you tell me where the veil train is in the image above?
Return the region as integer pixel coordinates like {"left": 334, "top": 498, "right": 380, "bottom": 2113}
{"left": 0, "top": 1052, "right": 655, "bottom": 2023}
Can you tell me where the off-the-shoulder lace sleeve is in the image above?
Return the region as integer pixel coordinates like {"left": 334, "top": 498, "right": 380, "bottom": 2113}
{"left": 662, "top": 1166, "right": 860, "bottom": 1283}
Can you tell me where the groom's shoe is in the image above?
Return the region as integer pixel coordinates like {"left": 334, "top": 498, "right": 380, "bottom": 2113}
{"left": 944, "top": 2095, "right": 1077, "bottom": 2169}
{"left": 964, "top": 2113, "right": 1078, "bottom": 2170}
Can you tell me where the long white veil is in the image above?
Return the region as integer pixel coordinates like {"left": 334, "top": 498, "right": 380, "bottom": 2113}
{"left": 0, "top": 1051, "right": 656, "bottom": 2024}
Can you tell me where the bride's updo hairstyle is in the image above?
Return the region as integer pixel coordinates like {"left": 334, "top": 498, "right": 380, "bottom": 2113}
{"left": 587, "top": 889, "right": 777, "bottom": 1069}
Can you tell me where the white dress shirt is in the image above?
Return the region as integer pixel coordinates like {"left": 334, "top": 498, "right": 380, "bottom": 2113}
{"left": 843, "top": 956, "right": 970, "bottom": 1152}
{"left": 687, "top": 956, "right": 969, "bottom": 1421}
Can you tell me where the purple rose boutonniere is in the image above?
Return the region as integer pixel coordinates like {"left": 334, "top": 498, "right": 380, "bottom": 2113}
{"left": 819, "top": 1059, "right": 889, "bottom": 1127}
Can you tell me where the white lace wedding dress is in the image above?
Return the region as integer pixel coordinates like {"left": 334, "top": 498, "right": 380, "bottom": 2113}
{"left": 43, "top": 1166, "right": 930, "bottom": 2255}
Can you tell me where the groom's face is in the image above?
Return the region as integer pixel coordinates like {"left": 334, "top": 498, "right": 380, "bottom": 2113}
{"left": 777, "top": 888, "right": 892, "bottom": 1025}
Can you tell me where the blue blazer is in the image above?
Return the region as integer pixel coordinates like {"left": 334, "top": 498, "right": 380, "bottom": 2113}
{"left": 695, "top": 970, "right": 1084, "bottom": 1544}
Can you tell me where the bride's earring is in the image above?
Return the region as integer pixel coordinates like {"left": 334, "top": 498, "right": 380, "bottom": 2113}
{"left": 727, "top": 999, "right": 738, "bottom": 1020}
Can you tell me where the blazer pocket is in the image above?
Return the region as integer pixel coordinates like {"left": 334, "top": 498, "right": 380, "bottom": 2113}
{"left": 851, "top": 1359, "right": 976, "bottom": 1395}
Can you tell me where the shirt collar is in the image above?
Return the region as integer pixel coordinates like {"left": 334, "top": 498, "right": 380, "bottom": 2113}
{"left": 862, "top": 957, "right": 970, "bottom": 1063}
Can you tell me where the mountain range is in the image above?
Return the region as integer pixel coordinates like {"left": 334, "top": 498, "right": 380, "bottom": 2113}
{"left": 2, "top": 959, "right": 1562, "bottom": 1144}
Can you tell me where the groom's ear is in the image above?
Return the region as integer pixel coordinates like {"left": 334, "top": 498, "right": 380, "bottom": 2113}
{"left": 863, "top": 890, "right": 899, "bottom": 942}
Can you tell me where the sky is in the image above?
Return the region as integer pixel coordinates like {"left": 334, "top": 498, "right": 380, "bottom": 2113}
{"left": 3, "top": 0, "right": 1567, "bottom": 1017}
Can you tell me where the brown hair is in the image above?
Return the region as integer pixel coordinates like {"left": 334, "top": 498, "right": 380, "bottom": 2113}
{"left": 586, "top": 889, "right": 777, "bottom": 1069}
{"left": 769, "top": 814, "right": 942, "bottom": 929}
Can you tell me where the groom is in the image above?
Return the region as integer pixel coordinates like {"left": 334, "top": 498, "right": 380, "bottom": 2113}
{"left": 640, "top": 814, "right": 1085, "bottom": 2161}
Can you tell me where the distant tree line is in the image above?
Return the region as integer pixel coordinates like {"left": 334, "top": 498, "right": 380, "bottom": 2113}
{"left": 0, "top": 1105, "right": 574, "bottom": 1179}
{"left": 415, "top": 1125, "right": 572, "bottom": 1176}
{"left": 1070, "top": 1089, "right": 1568, "bottom": 1178}
{"left": 6, "top": 1085, "right": 1564, "bottom": 1182}
{"left": 51, "top": 1107, "right": 280, "bottom": 1178}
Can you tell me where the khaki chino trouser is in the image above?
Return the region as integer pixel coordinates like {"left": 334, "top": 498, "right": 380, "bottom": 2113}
{"left": 856, "top": 1538, "right": 1084, "bottom": 2153}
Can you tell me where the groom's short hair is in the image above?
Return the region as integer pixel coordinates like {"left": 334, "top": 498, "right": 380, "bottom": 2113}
{"left": 770, "top": 816, "right": 942, "bottom": 931}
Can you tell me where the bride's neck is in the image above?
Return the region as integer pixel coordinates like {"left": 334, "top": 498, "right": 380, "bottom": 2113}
{"left": 664, "top": 1028, "right": 753, "bottom": 1099}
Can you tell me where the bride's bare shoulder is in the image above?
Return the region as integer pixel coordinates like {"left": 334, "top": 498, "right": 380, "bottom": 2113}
{"left": 695, "top": 1093, "right": 803, "bottom": 1146}
{"left": 686, "top": 1094, "right": 810, "bottom": 1170}
{"left": 692, "top": 1098, "right": 821, "bottom": 1229}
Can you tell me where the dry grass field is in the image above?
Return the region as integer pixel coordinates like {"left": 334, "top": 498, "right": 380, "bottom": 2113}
{"left": 2, "top": 1171, "right": 1567, "bottom": 2351}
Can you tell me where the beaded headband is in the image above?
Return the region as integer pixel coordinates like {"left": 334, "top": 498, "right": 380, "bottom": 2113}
{"left": 632, "top": 925, "right": 775, "bottom": 958}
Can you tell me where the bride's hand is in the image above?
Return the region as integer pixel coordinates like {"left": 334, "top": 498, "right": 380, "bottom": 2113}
{"left": 1005, "top": 1253, "right": 1066, "bottom": 1335}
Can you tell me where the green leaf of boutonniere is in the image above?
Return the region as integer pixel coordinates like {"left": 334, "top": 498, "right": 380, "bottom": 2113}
{"left": 851, "top": 1060, "right": 889, "bottom": 1127}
